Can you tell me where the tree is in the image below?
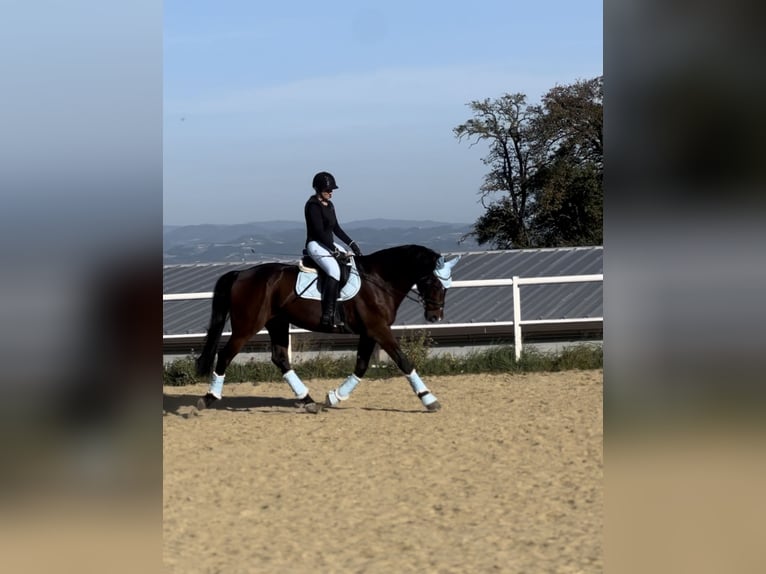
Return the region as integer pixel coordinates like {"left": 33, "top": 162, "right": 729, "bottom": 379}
{"left": 453, "top": 93, "right": 538, "bottom": 249}
{"left": 454, "top": 77, "right": 603, "bottom": 249}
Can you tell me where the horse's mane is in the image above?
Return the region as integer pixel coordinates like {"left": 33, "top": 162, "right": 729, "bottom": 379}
{"left": 359, "top": 244, "right": 440, "bottom": 281}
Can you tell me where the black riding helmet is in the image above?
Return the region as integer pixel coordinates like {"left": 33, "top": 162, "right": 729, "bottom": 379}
{"left": 312, "top": 171, "right": 338, "bottom": 192}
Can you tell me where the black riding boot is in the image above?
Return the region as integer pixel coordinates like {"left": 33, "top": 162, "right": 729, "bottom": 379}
{"left": 320, "top": 276, "right": 340, "bottom": 330}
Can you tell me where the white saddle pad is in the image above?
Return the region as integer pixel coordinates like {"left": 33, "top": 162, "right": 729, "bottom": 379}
{"left": 295, "top": 263, "right": 361, "bottom": 301}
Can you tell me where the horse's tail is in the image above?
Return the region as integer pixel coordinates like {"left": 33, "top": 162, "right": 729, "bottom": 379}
{"left": 196, "top": 270, "right": 239, "bottom": 376}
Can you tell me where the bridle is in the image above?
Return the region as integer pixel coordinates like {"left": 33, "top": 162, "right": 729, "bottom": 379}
{"left": 412, "top": 275, "right": 445, "bottom": 313}
{"left": 357, "top": 268, "right": 444, "bottom": 313}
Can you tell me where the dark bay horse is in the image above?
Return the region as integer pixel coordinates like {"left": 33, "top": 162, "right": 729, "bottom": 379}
{"left": 195, "top": 244, "right": 460, "bottom": 412}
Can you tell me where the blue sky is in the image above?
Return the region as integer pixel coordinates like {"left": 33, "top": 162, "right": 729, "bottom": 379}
{"left": 164, "top": 0, "right": 602, "bottom": 225}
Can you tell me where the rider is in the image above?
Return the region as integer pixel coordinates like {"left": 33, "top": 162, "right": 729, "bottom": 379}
{"left": 304, "top": 171, "right": 363, "bottom": 329}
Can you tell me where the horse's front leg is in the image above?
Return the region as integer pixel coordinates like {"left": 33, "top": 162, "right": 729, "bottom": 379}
{"left": 325, "top": 335, "right": 376, "bottom": 407}
{"left": 371, "top": 329, "right": 441, "bottom": 412}
{"left": 266, "top": 317, "right": 321, "bottom": 412}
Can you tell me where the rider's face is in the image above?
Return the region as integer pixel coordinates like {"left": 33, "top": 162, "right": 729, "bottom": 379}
{"left": 321, "top": 189, "right": 333, "bottom": 200}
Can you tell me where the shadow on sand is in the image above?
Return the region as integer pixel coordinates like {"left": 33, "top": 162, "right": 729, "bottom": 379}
{"left": 163, "top": 394, "right": 315, "bottom": 417}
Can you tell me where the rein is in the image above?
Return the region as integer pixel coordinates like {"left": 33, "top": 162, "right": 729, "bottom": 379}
{"left": 306, "top": 247, "right": 447, "bottom": 311}
{"left": 356, "top": 268, "right": 443, "bottom": 310}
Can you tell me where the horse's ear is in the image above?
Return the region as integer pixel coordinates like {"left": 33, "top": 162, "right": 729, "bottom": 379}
{"left": 445, "top": 255, "right": 461, "bottom": 270}
{"left": 433, "top": 254, "right": 460, "bottom": 288}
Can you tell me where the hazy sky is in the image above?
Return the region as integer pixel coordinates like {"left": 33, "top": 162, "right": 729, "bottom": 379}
{"left": 163, "top": 1, "right": 602, "bottom": 225}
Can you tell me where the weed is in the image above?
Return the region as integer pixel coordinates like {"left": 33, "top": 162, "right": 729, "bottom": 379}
{"left": 163, "top": 343, "right": 602, "bottom": 385}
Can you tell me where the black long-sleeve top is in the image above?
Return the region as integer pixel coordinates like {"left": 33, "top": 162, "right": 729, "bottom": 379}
{"left": 304, "top": 195, "right": 353, "bottom": 251}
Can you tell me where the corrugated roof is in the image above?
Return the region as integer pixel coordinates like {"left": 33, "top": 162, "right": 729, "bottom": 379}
{"left": 163, "top": 246, "right": 602, "bottom": 336}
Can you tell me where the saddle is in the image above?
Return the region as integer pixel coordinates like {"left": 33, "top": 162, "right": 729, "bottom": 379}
{"left": 295, "top": 251, "right": 361, "bottom": 301}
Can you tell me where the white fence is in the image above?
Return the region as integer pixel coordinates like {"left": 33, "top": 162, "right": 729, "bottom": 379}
{"left": 163, "top": 274, "right": 603, "bottom": 360}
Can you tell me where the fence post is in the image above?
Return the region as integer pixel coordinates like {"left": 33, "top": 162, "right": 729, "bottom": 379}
{"left": 512, "top": 276, "right": 522, "bottom": 361}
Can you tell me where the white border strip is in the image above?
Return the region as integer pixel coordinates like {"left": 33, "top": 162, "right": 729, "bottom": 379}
{"left": 162, "top": 317, "right": 604, "bottom": 341}
{"left": 162, "top": 274, "right": 604, "bottom": 302}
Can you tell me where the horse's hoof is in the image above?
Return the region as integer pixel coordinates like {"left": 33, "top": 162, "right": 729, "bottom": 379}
{"left": 425, "top": 400, "right": 441, "bottom": 412}
{"left": 325, "top": 390, "right": 341, "bottom": 408}
{"left": 196, "top": 393, "right": 217, "bottom": 411}
{"left": 303, "top": 402, "right": 323, "bottom": 414}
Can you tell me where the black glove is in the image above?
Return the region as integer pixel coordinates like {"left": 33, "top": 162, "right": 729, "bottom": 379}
{"left": 350, "top": 241, "right": 362, "bottom": 257}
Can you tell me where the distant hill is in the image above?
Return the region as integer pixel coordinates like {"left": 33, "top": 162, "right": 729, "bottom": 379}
{"left": 163, "top": 219, "right": 482, "bottom": 264}
{"left": 341, "top": 218, "right": 466, "bottom": 229}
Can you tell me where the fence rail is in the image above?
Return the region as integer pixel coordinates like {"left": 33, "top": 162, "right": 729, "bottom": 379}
{"left": 163, "top": 274, "right": 603, "bottom": 360}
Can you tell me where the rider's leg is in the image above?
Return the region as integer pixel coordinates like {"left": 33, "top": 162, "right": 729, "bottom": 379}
{"left": 319, "top": 276, "right": 339, "bottom": 329}
{"left": 306, "top": 241, "right": 341, "bottom": 329}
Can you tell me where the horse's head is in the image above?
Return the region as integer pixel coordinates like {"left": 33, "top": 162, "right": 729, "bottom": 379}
{"left": 415, "top": 254, "right": 461, "bottom": 323}
{"left": 415, "top": 273, "right": 446, "bottom": 322}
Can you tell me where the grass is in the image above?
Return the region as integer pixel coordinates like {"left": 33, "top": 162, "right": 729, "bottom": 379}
{"left": 163, "top": 338, "right": 602, "bottom": 386}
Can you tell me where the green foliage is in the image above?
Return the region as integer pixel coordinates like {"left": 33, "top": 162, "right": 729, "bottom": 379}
{"left": 297, "top": 354, "right": 357, "bottom": 379}
{"left": 397, "top": 329, "right": 434, "bottom": 370}
{"left": 514, "top": 345, "right": 603, "bottom": 372}
{"left": 451, "top": 346, "right": 519, "bottom": 374}
{"left": 516, "top": 348, "right": 558, "bottom": 371}
{"left": 454, "top": 76, "right": 603, "bottom": 249}
{"left": 553, "top": 344, "right": 603, "bottom": 370}
{"left": 223, "top": 360, "right": 284, "bottom": 383}
{"left": 471, "top": 197, "right": 522, "bottom": 250}
{"left": 162, "top": 344, "right": 602, "bottom": 385}
{"left": 163, "top": 356, "right": 199, "bottom": 386}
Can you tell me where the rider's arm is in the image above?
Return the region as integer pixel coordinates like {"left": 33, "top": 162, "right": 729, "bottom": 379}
{"left": 330, "top": 204, "right": 353, "bottom": 246}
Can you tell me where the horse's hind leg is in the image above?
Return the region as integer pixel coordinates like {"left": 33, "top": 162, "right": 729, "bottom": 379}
{"left": 266, "top": 317, "right": 320, "bottom": 411}
{"left": 196, "top": 331, "right": 252, "bottom": 409}
{"left": 326, "top": 335, "right": 376, "bottom": 407}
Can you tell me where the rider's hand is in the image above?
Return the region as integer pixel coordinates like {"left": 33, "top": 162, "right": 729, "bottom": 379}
{"left": 350, "top": 241, "right": 362, "bottom": 257}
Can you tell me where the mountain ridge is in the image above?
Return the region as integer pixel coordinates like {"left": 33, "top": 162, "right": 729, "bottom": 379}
{"left": 163, "top": 219, "right": 480, "bottom": 264}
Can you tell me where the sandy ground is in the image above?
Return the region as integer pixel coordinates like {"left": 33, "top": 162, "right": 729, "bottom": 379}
{"left": 163, "top": 370, "right": 603, "bottom": 573}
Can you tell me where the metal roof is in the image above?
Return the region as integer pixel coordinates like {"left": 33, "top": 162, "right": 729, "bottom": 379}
{"left": 163, "top": 246, "right": 602, "bottom": 336}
